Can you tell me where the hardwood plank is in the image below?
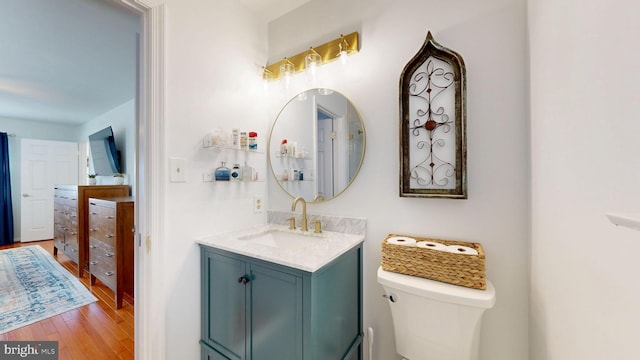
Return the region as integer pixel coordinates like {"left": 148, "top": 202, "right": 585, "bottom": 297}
{"left": 0, "top": 240, "right": 135, "bottom": 359}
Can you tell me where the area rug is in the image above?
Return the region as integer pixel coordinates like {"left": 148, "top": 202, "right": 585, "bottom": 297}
{"left": 0, "top": 245, "right": 97, "bottom": 334}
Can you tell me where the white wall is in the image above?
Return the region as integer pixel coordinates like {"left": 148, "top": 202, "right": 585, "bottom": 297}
{"left": 157, "top": 1, "right": 269, "bottom": 359}
{"left": 268, "top": 0, "right": 529, "bottom": 359}
{"left": 529, "top": 1, "right": 640, "bottom": 359}
{"left": 0, "top": 117, "right": 80, "bottom": 241}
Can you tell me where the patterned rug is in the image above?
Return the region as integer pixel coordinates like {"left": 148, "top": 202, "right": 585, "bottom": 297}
{"left": 0, "top": 245, "right": 98, "bottom": 334}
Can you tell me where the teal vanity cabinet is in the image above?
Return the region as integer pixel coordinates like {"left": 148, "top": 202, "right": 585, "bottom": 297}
{"left": 199, "top": 243, "right": 363, "bottom": 360}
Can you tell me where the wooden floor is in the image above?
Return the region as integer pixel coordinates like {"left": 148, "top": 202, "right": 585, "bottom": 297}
{"left": 0, "top": 240, "right": 135, "bottom": 360}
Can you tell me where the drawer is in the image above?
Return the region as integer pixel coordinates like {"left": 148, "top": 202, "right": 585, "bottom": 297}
{"left": 89, "top": 238, "right": 116, "bottom": 267}
{"left": 89, "top": 206, "right": 116, "bottom": 245}
{"left": 63, "top": 243, "right": 79, "bottom": 263}
{"left": 90, "top": 257, "right": 117, "bottom": 291}
{"left": 88, "top": 226, "right": 116, "bottom": 247}
{"left": 54, "top": 189, "right": 78, "bottom": 207}
{"left": 53, "top": 225, "right": 65, "bottom": 250}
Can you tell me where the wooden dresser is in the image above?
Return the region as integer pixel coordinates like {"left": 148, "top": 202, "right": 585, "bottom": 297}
{"left": 88, "top": 197, "right": 135, "bottom": 309}
{"left": 53, "top": 185, "right": 130, "bottom": 277}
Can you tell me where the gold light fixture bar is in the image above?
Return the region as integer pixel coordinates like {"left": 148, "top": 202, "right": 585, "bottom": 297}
{"left": 263, "top": 31, "right": 359, "bottom": 80}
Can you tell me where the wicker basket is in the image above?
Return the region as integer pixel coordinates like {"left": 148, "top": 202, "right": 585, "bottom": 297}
{"left": 381, "top": 234, "right": 486, "bottom": 290}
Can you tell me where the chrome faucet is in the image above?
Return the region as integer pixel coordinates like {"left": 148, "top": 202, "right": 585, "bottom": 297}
{"left": 291, "top": 197, "right": 308, "bottom": 232}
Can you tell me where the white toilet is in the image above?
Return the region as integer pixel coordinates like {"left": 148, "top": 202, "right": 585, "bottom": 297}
{"left": 377, "top": 266, "right": 496, "bottom": 360}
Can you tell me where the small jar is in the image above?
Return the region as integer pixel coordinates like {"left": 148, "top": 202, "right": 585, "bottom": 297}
{"left": 230, "top": 164, "right": 241, "bottom": 181}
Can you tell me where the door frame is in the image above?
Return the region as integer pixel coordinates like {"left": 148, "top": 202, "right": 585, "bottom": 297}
{"left": 109, "top": 1, "right": 166, "bottom": 359}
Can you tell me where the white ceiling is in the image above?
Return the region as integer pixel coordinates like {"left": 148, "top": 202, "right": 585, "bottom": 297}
{"left": 239, "top": 0, "right": 310, "bottom": 22}
{"left": 0, "top": 0, "right": 308, "bottom": 126}
{"left": 0, "top": 0, "right": 139, "bottom": 125}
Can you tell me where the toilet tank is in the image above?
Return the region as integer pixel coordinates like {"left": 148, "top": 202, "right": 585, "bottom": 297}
{"left": 377, "top": 267, "right": 495, "bottom": 360}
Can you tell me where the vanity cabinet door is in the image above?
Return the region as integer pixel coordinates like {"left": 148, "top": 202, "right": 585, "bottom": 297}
{"left": 249, "top": 263, "right": 302, "bottom": 360}
{"left": 201, "top": 343, "right": 231, "bottom": 360}
{"left": 202, "top": 251, "right": 247, "bottom": 360}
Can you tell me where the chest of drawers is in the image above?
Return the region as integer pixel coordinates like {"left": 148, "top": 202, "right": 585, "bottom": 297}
{"left": 88, "top": 197, "right": 135, "bottom": 309}
{"left": 53, "top": 185, "right": 130, "bottom": 277}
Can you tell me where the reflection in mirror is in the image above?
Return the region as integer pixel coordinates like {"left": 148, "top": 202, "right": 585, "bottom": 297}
{"left": 268, "top": 89, "right": 366, "bottom": 202}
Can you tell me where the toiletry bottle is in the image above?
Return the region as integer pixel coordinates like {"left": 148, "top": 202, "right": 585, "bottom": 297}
{"left": 215, "top": 162, "right": 230, "bottom": 181}
{"left": 248, "top": 132, "right": 258, "bottom": 151}
{"left": 293, "top": 169, "right": 299, "bottom": 181}
{"left": 281, "top": 139, "right": 288, "bottom": 156}
{"left": 240, "top": 131, "right": 248, "bottom": 150}
{"left": 281, "top": 169, "right": 289, "bottom": 182}
{"left": 241, "top": 161, "right": 254, "bottom": 182}
{"left": 298, "top": 168, "right": 304, "bottom": 181}
{"left": 230, "top": 163, "right": 241, "bottom": 181}
{"left": 231, "top": 128, "right": 240, "bottom": 149}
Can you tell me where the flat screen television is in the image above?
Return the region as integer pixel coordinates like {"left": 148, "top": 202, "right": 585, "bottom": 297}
{"left": 89, "top": 126, "right": 122, "bottom": 176}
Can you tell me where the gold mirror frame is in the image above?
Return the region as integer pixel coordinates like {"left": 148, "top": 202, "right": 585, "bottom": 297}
{"left": 268, "top": 89, "right": 366, "bottom": 202}
{"left": 399, "top": 31, "right": 467, "bottom": 199}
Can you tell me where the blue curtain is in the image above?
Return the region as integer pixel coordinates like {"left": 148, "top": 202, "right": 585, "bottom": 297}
{"left": 0, "top": 132, "right": 14, "bottom": 245}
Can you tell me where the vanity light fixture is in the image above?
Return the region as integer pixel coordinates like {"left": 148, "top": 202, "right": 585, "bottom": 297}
{"left": 279, "top": 58, "right": 295, "bottom": 88}
{"left": 305, "top": 47, "right": 322, "bottom": 70}
{"left": 262, "top": 67, "right": 274, "bottom": 80}
{"left": 262, "top": 67, "right": 275, "bottom": 91}
{"left": 279, "top": 58, "right": 295, "bottom": 78}
{"left": 305, "top": 47, "right": 322, "bottom": 80}
{"left": 338, "top": 34, "right": 355, "bottom": 64}
{"left": 262, "top": 31, "right": 359, "bottom": 81}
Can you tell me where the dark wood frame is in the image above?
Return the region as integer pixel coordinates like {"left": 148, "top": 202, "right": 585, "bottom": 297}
{"left": 399, "top": 31, "right": 467, "bottom": 199}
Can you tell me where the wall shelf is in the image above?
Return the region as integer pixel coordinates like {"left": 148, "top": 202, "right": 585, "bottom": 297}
{"left": 203, "top": 143, "right": 264, "bottom": 154}
{"left": 606, "top": 213, "right": 640, "bottom": 231}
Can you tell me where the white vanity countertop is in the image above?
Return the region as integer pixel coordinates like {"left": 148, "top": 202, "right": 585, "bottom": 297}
{"left": 195, "top": 224, "right": 364, "bottom": 272}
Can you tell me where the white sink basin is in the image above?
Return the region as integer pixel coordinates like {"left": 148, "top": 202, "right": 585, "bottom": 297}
{"left": 238, "top": 230, "right": 320, "bottom": 250}
{"left": 196, "top": 224, "right": 364, "bottom": 272}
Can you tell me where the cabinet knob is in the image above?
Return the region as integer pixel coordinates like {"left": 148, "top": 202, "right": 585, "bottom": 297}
{"left": 237, "top": 275, "right": 250, "bottom": 285}
{"left": 382, "top": 294, "right": 397, "bottom": 303}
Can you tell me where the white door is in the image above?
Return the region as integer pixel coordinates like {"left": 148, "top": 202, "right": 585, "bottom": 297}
{"left": 20, "top": 139, "right": 78, "bottom": 242}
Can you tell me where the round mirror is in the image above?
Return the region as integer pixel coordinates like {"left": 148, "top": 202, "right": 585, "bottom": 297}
{"left": 268, "top": 89, "right": 366, "bottom": 202}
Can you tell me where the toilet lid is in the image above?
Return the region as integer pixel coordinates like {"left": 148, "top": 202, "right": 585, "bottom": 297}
{"left": 377, "top": 266, "right": 496, "bottom": 308}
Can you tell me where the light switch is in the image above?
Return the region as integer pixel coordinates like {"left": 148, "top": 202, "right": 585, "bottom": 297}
{"left": 169, "top": 157, "right": 187, "bottom": 182}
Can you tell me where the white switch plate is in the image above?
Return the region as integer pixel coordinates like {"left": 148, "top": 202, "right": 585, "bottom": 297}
{"left": 169, "top": 157, "right": 187, "bottom": 182}
{"left": 254, "top": 195, "right": 264, "bottom": 213}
